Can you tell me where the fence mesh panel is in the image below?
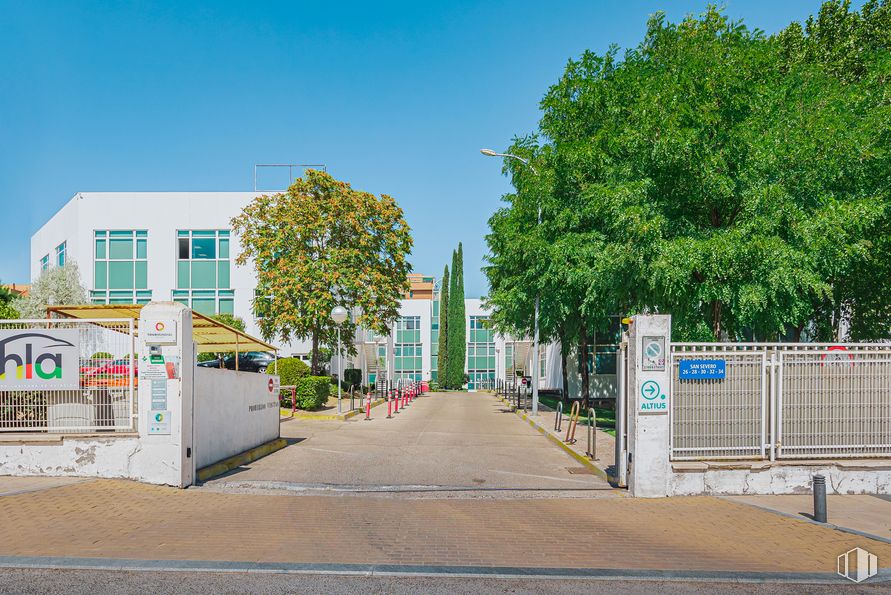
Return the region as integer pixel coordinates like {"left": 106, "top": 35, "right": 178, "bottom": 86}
{"left": 0, "top": 319, "right": 136, "bottom": 433}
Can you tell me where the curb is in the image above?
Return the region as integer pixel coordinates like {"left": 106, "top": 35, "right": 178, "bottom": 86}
{"left": 496, "top": 395, "right": 612, "bottom": 483}
{"left": 0, "top": 556, "right": 885, "bottom": 584}
{"left": 196, "top": 438, "right": 288, "bottom": 482}
{"left": 281, "top": 398, "right": 387, "bottom": 422}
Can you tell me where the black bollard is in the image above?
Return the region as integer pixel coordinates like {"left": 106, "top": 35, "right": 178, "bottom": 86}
{"left": 813, "top": 474, "right": 827, "bottom": 523}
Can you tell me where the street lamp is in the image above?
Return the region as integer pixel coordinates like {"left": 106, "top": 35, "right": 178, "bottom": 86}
{"left": 480, "top": 147, "right": 541, "bottom": 416}
{"left": 331, "top": 305, "right": 349, "bottom": 413}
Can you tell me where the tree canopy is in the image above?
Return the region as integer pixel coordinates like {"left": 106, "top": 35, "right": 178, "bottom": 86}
{"left": 485, "top": 1, "right": 891, "bottom": 394}
{"left": 232, "top": 169, "right": 413, "bottom": 374}
{"left": 13, "top": 263, "right": 88, "bottom": 319}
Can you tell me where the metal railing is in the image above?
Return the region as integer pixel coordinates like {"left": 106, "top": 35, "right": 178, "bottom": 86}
{"left": 669, "top": 343, "right": 891, "bottom": 461}
{"left": 0, "top": 319, "right": 136, "bottom": 434}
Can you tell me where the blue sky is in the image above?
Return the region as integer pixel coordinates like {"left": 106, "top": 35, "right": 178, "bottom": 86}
{"left": 1, "top": 1, "right": 835, "bottom": 297}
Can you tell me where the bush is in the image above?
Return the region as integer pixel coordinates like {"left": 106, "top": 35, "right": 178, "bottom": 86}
{"left": 343, "top": 368, "right": 362, "bottom": 388}
{"left": 295, "top": 376, "right": 330, "bottom": 410}
{"left": 275, "top": 357, "right": 310, "bottom": 386}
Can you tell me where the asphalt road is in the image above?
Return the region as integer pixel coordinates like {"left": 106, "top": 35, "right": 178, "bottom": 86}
{"left": 1, "top": 568, "right": 884, "bottom": 595}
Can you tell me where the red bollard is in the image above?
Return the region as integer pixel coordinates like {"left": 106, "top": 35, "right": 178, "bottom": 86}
{"left": 291, "top": 387, "right": 297, "bottom": 416}
{"left": 364, "top": 393, "right": 372, "bottom": 420}
{"left": 387, "top": 394, "right": 393, "bottom": 418}
{"left": 394, "top": 390, "right": 400, "bottom": 414}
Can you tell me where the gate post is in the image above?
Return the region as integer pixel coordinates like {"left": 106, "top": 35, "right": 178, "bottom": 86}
{"left": 136, "top": 302, "right": 195, "bottom": 487}
{"left": 626, "top": 314, "right": 672, "bottom": 498}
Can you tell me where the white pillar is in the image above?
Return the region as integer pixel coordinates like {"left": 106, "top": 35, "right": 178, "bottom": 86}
{"left": 137, "top": 302, "right": 195, "bottom": 487}
{"left": 626, "top": 314, "right": 672, "bottom": 498}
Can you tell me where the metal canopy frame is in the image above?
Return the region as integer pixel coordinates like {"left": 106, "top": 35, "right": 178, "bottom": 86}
{"left": 46, "top": 304, "right": 277, "bottom": 355}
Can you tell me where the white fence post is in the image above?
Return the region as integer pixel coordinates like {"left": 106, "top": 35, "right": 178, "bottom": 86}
{"left": 627, "top": 314, "right": 672, "bottom": 498}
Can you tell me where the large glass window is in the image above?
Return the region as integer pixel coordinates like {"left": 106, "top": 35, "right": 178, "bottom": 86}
{"left": 92, "top": 230, "right": 148, "bottom": 304}
{"left": 467, "top": 316, "right": 495, "bottom": 389}
{"left": 175, "top": 230, "right": 232, "bottom": 315}
{"left": 55, "top": 241, "right": 66, "bottom": 267}
{"left": 431, "top": 297, "right": 440, "bottom": 380}
{"left": 394, "top": 316, "right": 422, "bottom": 382}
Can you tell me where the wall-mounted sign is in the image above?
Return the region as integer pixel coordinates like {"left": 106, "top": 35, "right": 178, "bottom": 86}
{"left": 148, "top": 410, "right": 171, "bottom": 435}
{"left": 679, "top": 359, "right": 726, "bottom": 380}
{"left": 0, "top": 329, "right": 80, "bottom": 390}
{"left": 641, "top": 336, "right": 666, "bottom": 371}
{"left": 639, "top": 379, "right": 668, "bottom": 413}
{"left": 143, "top": 319, "right": 177, "bottom": 345}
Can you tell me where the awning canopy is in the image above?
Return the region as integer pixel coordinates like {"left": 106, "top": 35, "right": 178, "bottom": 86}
{"left": 46, "top": 304, "right": 277, "bottom": 354}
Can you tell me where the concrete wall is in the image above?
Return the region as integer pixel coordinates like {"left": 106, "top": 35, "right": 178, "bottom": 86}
{"left": 671, "top": 463, "right": 891, "bottom": 496}
{"left": 194, "top": 368, "right": 280, "bottom": 469}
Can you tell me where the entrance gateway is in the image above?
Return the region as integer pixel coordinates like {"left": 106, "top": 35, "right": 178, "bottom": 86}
{"left": 615, "top": 315, "right": 891, "bottom": 497}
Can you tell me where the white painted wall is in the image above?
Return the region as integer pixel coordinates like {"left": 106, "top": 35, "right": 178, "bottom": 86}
{"left": 671, "top": 464, "right": 891, "bottom": 496}
{"left": 193, "top": 368, "right": 280, "bottom": 469}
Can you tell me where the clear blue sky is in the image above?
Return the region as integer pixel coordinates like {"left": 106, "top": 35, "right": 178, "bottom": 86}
{"left": 0, "top": 1, "right": 834, "bottom": 297}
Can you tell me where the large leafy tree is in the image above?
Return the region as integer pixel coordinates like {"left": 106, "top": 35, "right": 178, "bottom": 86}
{"left": 486, "top": 2, "right": 891, "bottom": 352}
{"left": 232, "top": 169, "right": 413, "bottom": 374}
{"left": 0, "top": 282, "right": 17, "bottom": 320}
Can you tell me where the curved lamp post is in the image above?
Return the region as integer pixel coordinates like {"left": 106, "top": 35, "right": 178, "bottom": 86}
{"left": 480, "top": 148, "right": 541, "bottom": 416}
{"left": 331, "top": 305, "right": 349, "bottom": 413}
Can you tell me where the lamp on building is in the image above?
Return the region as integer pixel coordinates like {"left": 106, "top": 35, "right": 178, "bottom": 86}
{"left": 331, "top": 305, "right": 349, "bottom": 413}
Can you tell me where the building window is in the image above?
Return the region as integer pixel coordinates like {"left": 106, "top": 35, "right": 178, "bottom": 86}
{"left": 39, "top": 254, "right": 49, "bottom": 272}
{"left": 172, "top": 289, "right": 235, "bottom": 316}
{"left": 467, "top": 316, "right": 495, "bottom": 389}
{"left": 431, "top": 297, "right": 440, "bottom": 380}
{"left": 394, "top": 316, "right": 422, "bottom": 382}
{"left": 174, "top": 230, "right": 231, "bottom": 315}
{"left": 92, "top": 230, "right": 148, "bottom": 304}
{"left": 55, "top": 241, "right": 66, "bottom": 267}
{"left": 539, "top": 343, "right": 547, "bottom": 379}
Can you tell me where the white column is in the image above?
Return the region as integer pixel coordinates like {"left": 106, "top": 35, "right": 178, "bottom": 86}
{"left": 136, "top": 302, "right": 195, "bottom": 487}
{"left": 626, "top": 314, "right": 672, "bottom": 498}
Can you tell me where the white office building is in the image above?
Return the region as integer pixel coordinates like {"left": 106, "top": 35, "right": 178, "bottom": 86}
{"left": 32, "top": 191, "right": 570, "bottom": 390}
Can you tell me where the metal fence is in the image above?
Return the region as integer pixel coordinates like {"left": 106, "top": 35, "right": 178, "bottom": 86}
{"left": 670, "top": 343, "right": 891, "bottom": 461}
{"left": 0, "top": 319, "right": 136, "bottom": 433}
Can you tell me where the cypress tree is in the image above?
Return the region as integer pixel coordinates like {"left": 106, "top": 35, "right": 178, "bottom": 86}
{"left": 445, "top": 249, "right": 459, "bottom": 388}
{"left": 437, "top": 264, "right": 449, "bottom": 385}
{"left": 447, "top": 243, "right": 466, "bottom": 388}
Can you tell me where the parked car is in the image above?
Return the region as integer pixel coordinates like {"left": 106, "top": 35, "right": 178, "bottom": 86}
{"left": 197, "top": 351, "right": 275, "bottom": 373}
{"left": 82, "top": 358, "right": 137, "bottom": 387}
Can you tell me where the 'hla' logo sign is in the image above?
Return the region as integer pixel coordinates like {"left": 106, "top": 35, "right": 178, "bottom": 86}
{"left": 0, "top": 330, "right": 80, "bottom": 390}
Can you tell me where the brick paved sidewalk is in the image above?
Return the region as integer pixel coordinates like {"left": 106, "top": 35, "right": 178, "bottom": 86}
{"left": 1, "top": 478, "right": 889, "bottom": 574}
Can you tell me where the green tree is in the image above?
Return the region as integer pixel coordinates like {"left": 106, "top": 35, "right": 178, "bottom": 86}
{"left": 446, "top": 243, "right": 466, "bottom": 387}
{"left": 14, "top": 262, "right": 88, "bottom": 319}
{"left": 0, "top": 282, "right": 17, "bottom": 320}
{"left": 486, "top": 3, "right": 890, "bottom": 348}
{"left": 437, "top": 264, "right": 449, "bottom": 384}
{"left": 232, "top": 170, "right": 413, "bottom": 375}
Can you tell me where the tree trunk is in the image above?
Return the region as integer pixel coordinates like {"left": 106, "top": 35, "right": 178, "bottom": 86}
{"left": 579, "top": 324, "right": 591, "bottom": 410}
{"left": 310, "top": 328, "right": 320, "bottom": 376}
{"left": 711, "top": 300, "right": 723, "bottom": 339}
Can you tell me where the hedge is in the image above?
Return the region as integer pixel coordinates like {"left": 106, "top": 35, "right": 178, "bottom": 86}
{"left": 295, "top": 376, "right": 330, "bottom": 410}
{"left": 343, "top": 368, "right": 362, "bottom": 388}
{"left": 275, "top": 357, "right": 311, "bottom": 387}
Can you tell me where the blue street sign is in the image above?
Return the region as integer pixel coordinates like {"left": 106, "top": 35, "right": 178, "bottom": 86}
{"left": 679, "top": 359, "right": 726, "bottom": 380}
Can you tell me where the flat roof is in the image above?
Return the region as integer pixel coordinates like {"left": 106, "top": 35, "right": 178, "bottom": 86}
{"left": 46, "top": 304, "right": 276, "bottom": 354}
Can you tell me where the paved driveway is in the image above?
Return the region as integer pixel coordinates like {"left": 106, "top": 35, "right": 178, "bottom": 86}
{"left": 201, "top": 391, "right": 612, "bottom": 496}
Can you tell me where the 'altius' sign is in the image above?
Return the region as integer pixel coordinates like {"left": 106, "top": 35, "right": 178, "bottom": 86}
{"left": 0, "top": 330, "right": 80, "bottom": 390}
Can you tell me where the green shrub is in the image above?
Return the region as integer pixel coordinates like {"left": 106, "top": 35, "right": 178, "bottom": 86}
{"left": 91, "top": 352, "right": 113, "bottom": 360}
{"left": 275, "top": 357, "right": 310, "bottom": 386}
{"left": 343, "top": 368, "right": 362, "bottom": 388}
{"left": 295, "top": 376, "right": 330, "bottom": 410}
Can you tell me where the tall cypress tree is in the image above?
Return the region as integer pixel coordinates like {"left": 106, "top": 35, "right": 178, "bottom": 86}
{"left": 445, "top": 249, "right": 459, "bottom": 388}
{"left": 454, "top": 243, "right": 466, "bottom": 387}
{"left": 437, "top": 264, "right": 449, "bottom": 385}
{"left": 446, "top": 243, "right": 466, "bottom": 388}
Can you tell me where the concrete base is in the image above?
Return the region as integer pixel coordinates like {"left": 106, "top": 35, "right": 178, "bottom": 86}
{"left": 671, "top": 460, "right": 891, "bottom": 496}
